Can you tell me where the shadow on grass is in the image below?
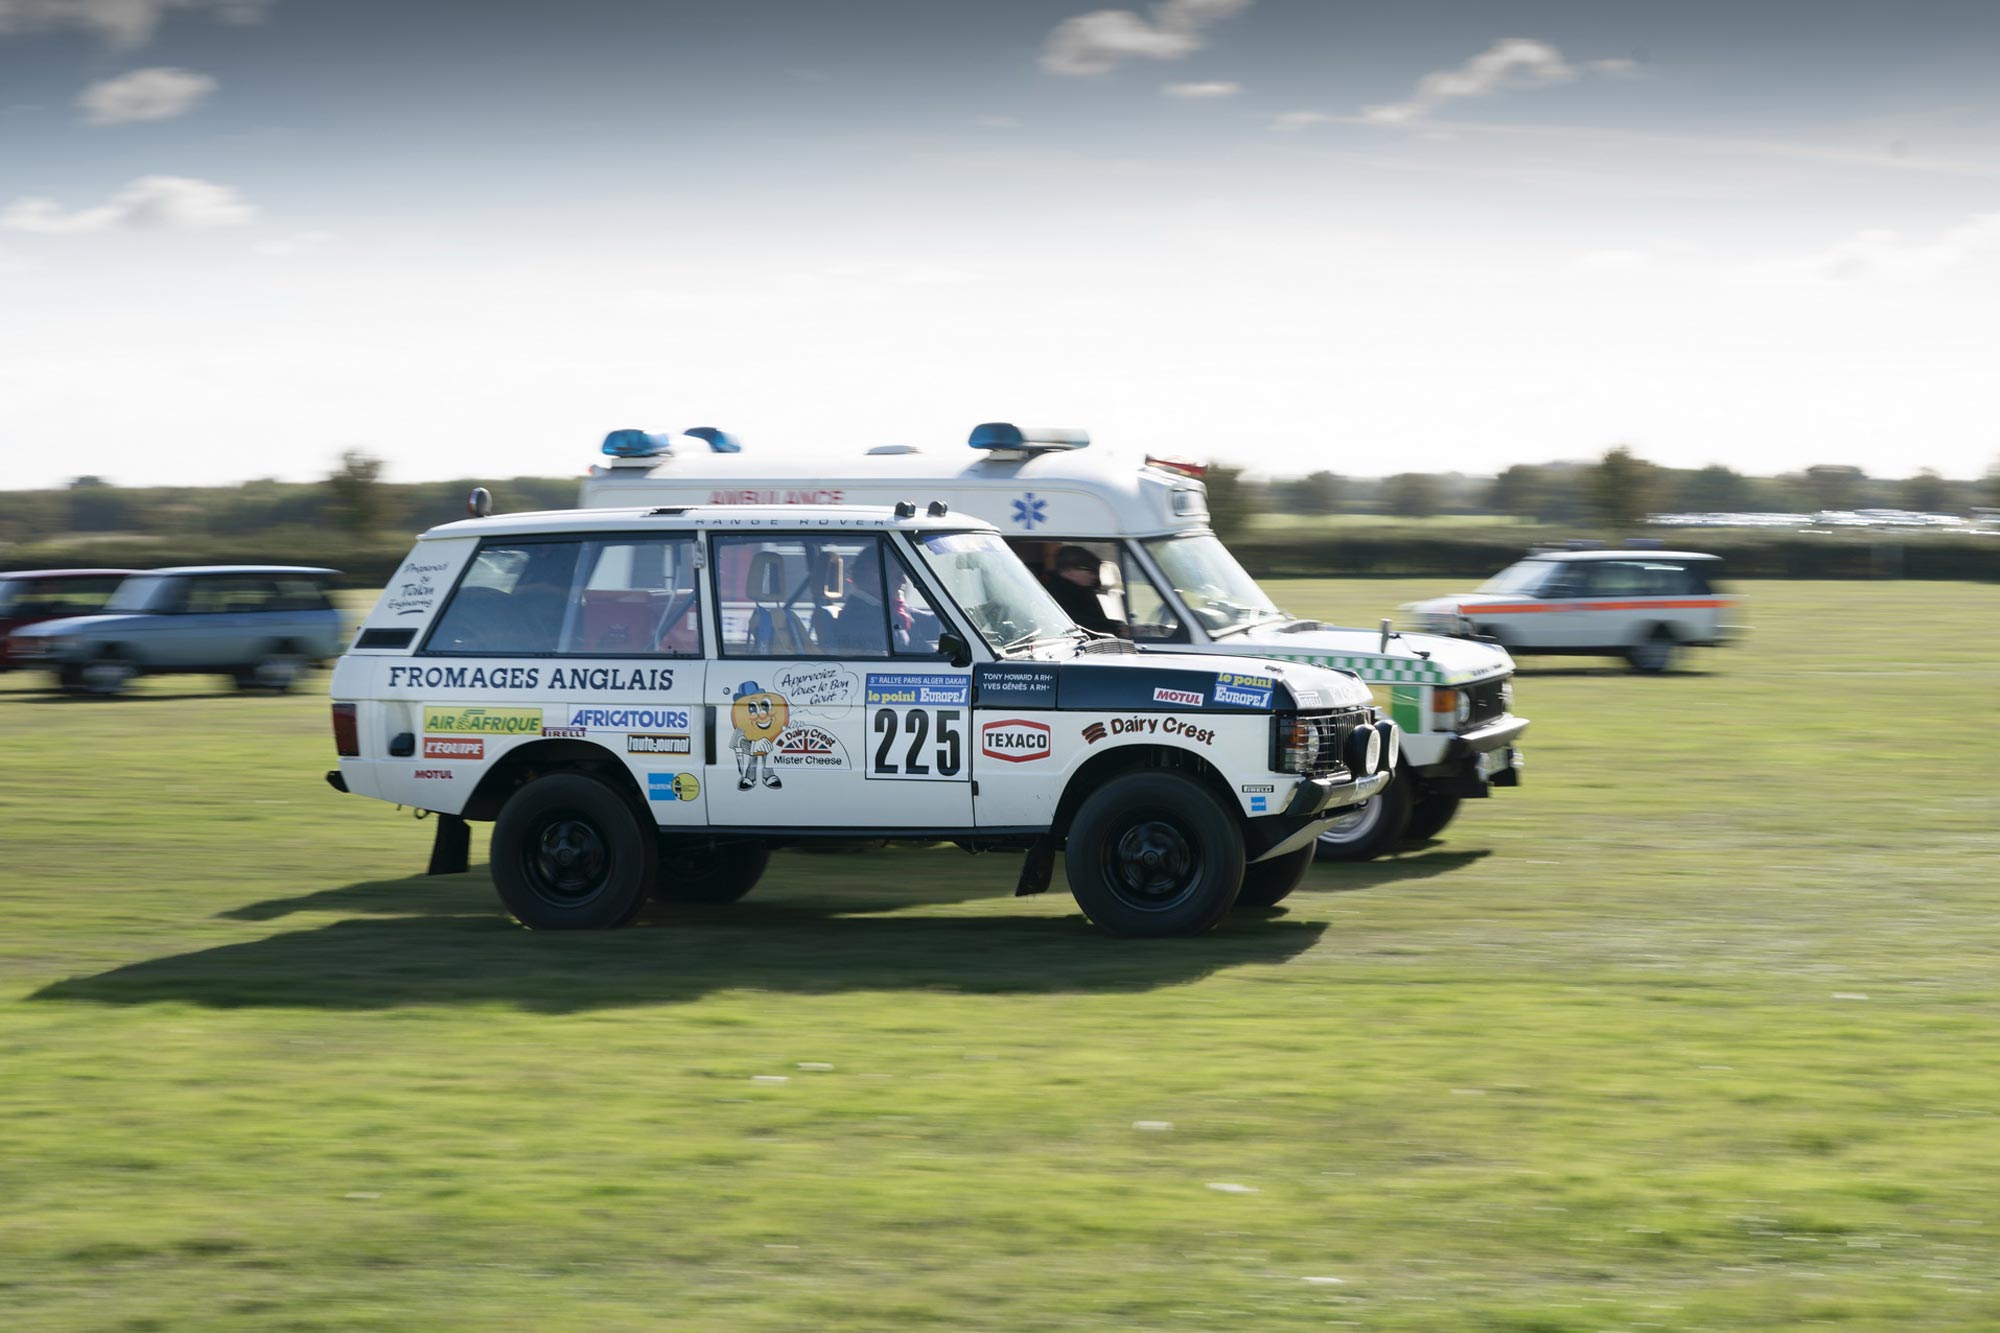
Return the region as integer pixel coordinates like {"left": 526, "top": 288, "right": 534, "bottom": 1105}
{"left": 38, "top": 876, "right": 1327, "bottom": 1012}
{"left": 1301, "top": 847, "right": 1493, "bottom": 893}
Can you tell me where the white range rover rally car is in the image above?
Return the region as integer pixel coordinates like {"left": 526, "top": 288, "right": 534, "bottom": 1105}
{"left": 327, "top": 502, "right": 1395, "bottom": 937}
{"left": 579, "top": 423, "right": 1529, "bottom": 861}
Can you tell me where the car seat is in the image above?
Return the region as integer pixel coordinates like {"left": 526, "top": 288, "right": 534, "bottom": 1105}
{"left": 745, "top": 551, "right": 805, "bottom": 656}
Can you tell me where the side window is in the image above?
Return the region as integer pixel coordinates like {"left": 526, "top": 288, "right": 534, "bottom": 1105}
{"left": 427, "top": 541, "right": 581, "bottom": 655}
{"left": 1119, "top": 548, "right": 1187, "bottom": 643}
{"left": 180, "top": 577, "right": 243, "bottom": 615}
{"left": 563, "top": 537, "right": 702, "bottom": 656}
{"left": 272, "top": 578, "right": 335, "bottom": 612}
{"left": 888, "top": 547, "right": 945, "bottom": 656}
{"left": 714, "top": 534, "right": 890, "bottom": 658}
{"left": 25, "top": 577, "right": 123, "bottom": 616}
{"left": 1582, "top": 562, "right": 1649, "bottom": 598}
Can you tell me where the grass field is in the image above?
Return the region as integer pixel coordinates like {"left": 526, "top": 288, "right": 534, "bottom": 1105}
{"left": 3, "top": 579, "right": 1998, "bottom": 1331}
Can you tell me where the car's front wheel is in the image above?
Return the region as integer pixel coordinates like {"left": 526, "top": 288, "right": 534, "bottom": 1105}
{"left": 1234, "top": 844, "right": 1314, "bottom": 909}
{"left": 653, "top": 839, "right": 770, "bottom": 905}
{"left": 1401, "top": 790, "right": 1462, "bottom": 843}
{"left": 74, "top": 647, "right": 139, "bottom": 698}
{"left": 1313, "top": 774, "right": 1411, "bottom": 862}
{"left": 1064, "top": 772, "right": 1244, "bottom": 936}
{"left": 491, "top": 774, "right": 655, "bottom": 930}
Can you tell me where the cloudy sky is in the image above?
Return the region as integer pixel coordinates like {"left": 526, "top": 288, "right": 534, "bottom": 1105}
{"left": 3, "top": 0, "right": 1998, "bottom": 489}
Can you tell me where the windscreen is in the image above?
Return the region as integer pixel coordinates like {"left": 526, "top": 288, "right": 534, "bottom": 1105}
{"left": 1477, "top": 560, "right": 1559, "bottom": 596}
{"left": 913, "top": 530, "right": 1077, "bottom": 657}
{"left": 1141, "top": 534, "right": 1284, "bottom": 637}
{"left": 103, "top": 576, "right": 172, "bottom": 613}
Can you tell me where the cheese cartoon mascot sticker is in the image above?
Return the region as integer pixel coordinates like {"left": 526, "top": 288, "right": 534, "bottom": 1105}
{"left": 730, "top": 681, "right": 790, "bottom": 791}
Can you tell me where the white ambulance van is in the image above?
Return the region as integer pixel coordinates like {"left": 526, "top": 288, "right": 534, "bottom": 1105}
{"left": 328, "top": 503, "right": 1394, "bottom": 937}
{"left": 580, "top": 424, "right": 1528, "bottom": 860}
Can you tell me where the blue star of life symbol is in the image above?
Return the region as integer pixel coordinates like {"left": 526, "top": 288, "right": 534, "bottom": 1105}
{"left": 1012, "top": 492, "right": 1047, "bottom": 529}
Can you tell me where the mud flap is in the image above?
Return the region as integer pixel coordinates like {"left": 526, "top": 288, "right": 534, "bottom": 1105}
{"left": 1015, "top": 837, "right": 1056, "bottom": 896}
{"left": 427, "top": 813, "right": 471, "bottom": 876}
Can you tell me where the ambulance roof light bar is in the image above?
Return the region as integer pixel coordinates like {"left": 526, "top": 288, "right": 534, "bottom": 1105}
{"left": 968, "top": 422, "right": 1090, "bottom": 453}
{"left": 600, "top": 426, "right": 742, "bottom": 459}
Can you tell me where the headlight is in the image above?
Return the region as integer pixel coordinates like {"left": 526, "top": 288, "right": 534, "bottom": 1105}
{"left": 1344, "top": 724, "right": 1381, "bottom": 776}
{"left": 1375, "top": 720, "right": 1400, "bottom": 773}
{"left": 1453, "top": 691, "right": 1473, "bottom": 726}
{"left": 1273, "top": 714, "right": 1321, "bottom": 774}
{"left": 1499, "top": 680, "right": 1513, "bottom": 713}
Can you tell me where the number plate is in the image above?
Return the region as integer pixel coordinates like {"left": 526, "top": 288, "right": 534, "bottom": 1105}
{"left": 1478, "top": 746, "right": 1514, "bottom": 779}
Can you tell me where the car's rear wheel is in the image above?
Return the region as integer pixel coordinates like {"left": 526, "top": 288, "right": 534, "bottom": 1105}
{"left": 653, "top": 839, "right": 770, "bottom": 905}
{"left": 1628, "top": 625, "right": 1678, "bottom": 673}
{"left": 1401, "top": 790, "right": 1463, "bottom": 843}
{"left": 1313, "top": 773, "right": 1411, "bottom": 862}
{"left": 491, "top": 774, "right": 655, "bottom": 930}
{"left": 1065, "top": 772, "right": 1244, "bottom": 936}
{"left": 1234, "top": 844, "right": 1314, "bottom": 909}
{"left": 236, "top": 644, "right": 308, "bottom": 692}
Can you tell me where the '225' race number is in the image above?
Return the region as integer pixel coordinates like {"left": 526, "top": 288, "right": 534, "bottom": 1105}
{"left": 870, "top": 707, "right": 964, "bottom": 781}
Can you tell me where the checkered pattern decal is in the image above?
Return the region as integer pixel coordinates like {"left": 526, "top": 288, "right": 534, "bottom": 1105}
{"left": 1270, "top": 652, "right": 1507, "bottom": 689}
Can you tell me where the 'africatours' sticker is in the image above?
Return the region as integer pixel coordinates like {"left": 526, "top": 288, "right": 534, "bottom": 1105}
{"left": 569, "top": 706, "right": 691, "bottom": 730}
{"left": 425, "top": 706, "right": 542, "bottom": 735}
{"left": 865, "top": 671, "right": 971, "bottom": 707}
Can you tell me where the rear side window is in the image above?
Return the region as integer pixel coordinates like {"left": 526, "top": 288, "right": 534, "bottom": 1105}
{"left": 182, "top": 575, "right": 279, "bottom": 614}
{"left": 714, "top": 534, "right": 891, "bottom": 658}
{"left": 426, "top": 537, "right": 700, "bottom": 656}
{"left": 3, "top": 575, "right": 124, "bottom": 617}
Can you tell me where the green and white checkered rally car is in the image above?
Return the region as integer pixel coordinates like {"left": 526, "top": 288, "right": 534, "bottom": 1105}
{"left": 581, "top": 424, "right": 1528, "bottom": 861}
{"left": 328, "top": 501, "right": 1397, "bottom": 937}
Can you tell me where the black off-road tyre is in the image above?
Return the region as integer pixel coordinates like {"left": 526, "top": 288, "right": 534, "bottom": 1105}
{"left": 1064, "top": 771, "right": 1244, "bottom": 937}
{"left": 1313, "top": 773, "right": 1412, "bottom": 862}
{"left": 653, "top": 840, "right": 771, "bottom": 905}
{"left": 1401, "top": 790, "right": 1463, "bottom": 843}
{"left": 235, "top": 643, "right": 309, "bottom": 692}
{"left": 76, "top": 647, "right": 139, "bottom": 698}
{"left": 491, "top": 774, "right": 656, "bottom": 930}
{"left": 1627, "top": 625, "right": 1679, "bottom": 674}
{"left": 1234, "top": 844, "right": 1315, "bottom": 909}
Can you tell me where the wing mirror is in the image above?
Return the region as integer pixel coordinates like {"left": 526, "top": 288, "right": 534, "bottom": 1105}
{"left": 937, "top": 630, "right": 973, "bottom": 668}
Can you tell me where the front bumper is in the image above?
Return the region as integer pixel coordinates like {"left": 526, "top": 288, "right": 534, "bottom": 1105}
{"left": 1246, "top": 767, "right": 1395, "bottom": 862}
{"left": 1412, "top": 714, "right": 1528, "bottom": 796}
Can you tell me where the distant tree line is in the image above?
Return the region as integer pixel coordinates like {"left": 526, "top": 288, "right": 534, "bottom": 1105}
{"left": 3, "top": 450, "right": 1997, "bottom": 556}
{"left": 1249, "top": 451, "right": 2000, "bottom": 529}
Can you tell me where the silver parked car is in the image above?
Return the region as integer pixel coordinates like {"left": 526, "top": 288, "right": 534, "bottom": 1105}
{"left": 6, "top": 565, "right": 345, "bottom": 696}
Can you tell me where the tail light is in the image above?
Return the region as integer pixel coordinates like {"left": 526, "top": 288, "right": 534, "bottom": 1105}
{"left": 331, "top": 702, "right": 360, "bottom": 757}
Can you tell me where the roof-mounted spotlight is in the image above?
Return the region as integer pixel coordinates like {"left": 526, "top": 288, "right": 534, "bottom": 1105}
{"left": 602, "top": 428, "right": 673, "bottom": 458}
{"left": 685, "top": 426, "right": 742, "bottom": 454}
{"left": 968, "top": 422, "right": 1090, "bottom": 453}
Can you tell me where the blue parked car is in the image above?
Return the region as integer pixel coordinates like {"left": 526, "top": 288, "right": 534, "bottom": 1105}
{"left": 6, "top": 565, "right": 345, "bottom": 696}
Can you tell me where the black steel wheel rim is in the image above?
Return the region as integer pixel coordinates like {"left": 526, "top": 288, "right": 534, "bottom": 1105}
{"left": 1101, "top": 812, "right": 1202, "bottom": 912}
{"left": 521, "top": 810, "right": 611, "bottom": 906}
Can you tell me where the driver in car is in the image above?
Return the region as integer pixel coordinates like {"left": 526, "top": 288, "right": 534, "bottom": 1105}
{"left": 1043, "top": 545, "right": 1130, "bottom": 639}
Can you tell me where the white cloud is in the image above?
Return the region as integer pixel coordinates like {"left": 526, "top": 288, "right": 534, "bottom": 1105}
{"left": 1772, "top": 214, "right": 2000, "bottom": 281}
{"left": 0, "top": 175, "right": 256, "bottom": 233}
{"left": 254, "top": 228, "right": 334, "bottom": 258}
{"left": 77, "top": 66, "right": 216, "bottom": 124}
{"left": 1040, "top": 0, "right": 1251, "bottom": 77}
{"left": 0, "top": 0, "right": 269, "bottom": 49}
{"left": 1163, "top": 80, "right": 1239, "bottom": 99}
{"left": 1363, "top": 38, "right": 1581, "bottom": 125}
{"left": 1269, "top": 110, "right": 1332, "bottom": 133}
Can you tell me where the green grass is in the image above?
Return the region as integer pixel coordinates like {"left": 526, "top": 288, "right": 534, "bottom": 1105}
{"left": 3, "top": 580, "right": 1998, "bottom": 1330}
